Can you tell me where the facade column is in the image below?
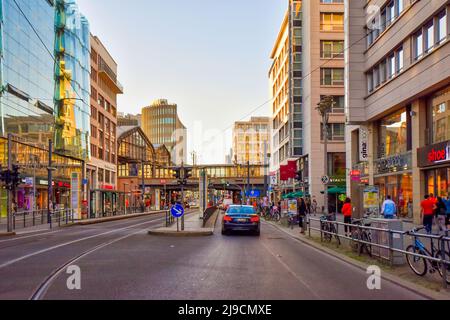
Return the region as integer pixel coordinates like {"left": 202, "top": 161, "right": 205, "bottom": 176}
{"left": 411, "top": 99, "right": 427, "bottom": 225}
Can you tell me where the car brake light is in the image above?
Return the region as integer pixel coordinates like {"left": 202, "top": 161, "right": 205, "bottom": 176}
{"left": 224, "top": 215, "right": 233, "bottom": 222}
{"left": 250, "top": 216, "right": 260, "bottom": 223}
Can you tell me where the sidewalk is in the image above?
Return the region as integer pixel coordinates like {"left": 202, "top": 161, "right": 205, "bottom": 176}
{"left": 148, "top": 210, "right": 219, "bottom": 237}
{"left": 264, "top": 215, "right": 450, "bottom": 298}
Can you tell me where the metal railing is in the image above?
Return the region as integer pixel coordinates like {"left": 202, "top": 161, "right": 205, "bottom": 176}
{"left": 165, "top": 210, "right": 175, "bottom": 227}
{"left": 307, "top": 215, "right": 450, "bottom": 288}
{"left": 10, "top": 208, "right": 75, "bottom": 230}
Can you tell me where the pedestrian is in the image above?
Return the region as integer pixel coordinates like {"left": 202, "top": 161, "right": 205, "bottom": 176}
{"left": 298, "top": 198, "right": 307, "bottom": 234}
{"left": 435, "top": 197, "right": 447, "bottom": 234}
{"left": 312, "top": 199, "right": 318, "bottom": 215}
{"left": 342, "top": 198, "right": 352, "bottom": 237}
{"left": 444, "top": 194, "right": 450, "bottom": 229}
{"left": 421, "top": 195, "right": 436, "bottom": 234}
{"left": 381, "top": 195, "right": 397, "bottom": 219}
{"left": 305, "top": 197, "right": 312, "bottom": 214}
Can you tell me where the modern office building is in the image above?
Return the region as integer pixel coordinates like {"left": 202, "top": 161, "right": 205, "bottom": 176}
{"left": 269, "top": 0, "right": 346, "bottom": 208}
{"left": 0, "top": 0, "right": 89, "bottom": 221}
{"left": 232, "top": 117, "right": 270, "bottom": 165}
{"left": 87, "top": 35, "right": 123, "bottom": 217}
{"left": 346, "top": 0, "right": 450, "bottom": 223}
{"left": 54, "top": 0, "right": 91, "bottom": 161}
{"left": 141, "top": 99, "right": 186, "bottom": 165}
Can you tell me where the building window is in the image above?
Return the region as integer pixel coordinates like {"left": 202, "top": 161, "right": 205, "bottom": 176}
{"left": 425, "top": 21, "right": 434, "bottom": 53}
{"left": 414, "top": 31, "right": 424, "bottom": 60}
{"left": 396, "top": 47, "right": 404, "bottom": 73}
{"left": 437, "top": 10, "right": 447, "bottom": 44}
{"left": 321, "top": 68, "right": 344, "bottom": 86}
{"left": 430, "top": 86, "right": 450, "bottom": 143}
{"left": 328, "top": 153, "right": 346, "bottom": 176}
{"left": 321, "top": 123, "right": 345, "bottom": 141}
{"left": 320, "top": 13, "right": 344, "bottom": 32}
{"left": 320, "top": 40, "right": 344, "bottom": 58}
{"left": 379, "top": 109, "right": 408, "bottom": 158}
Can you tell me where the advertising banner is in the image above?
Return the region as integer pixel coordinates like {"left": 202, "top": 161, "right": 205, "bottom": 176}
{"left": 288, "top": 200, "right": 297, "bottom": 215}
{"left": 359, "top": 126, "right": 369, "bottom": 162}
{"left": 363, "top": 186, "right": 379, "bottom": 214}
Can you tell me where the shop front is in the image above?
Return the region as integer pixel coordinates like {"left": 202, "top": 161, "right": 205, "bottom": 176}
{"left": 373, "top": 108, "right": 413, "bottom": 219}
{"left": 418, "top": 86, "right": 450, "bottom": 198}
{"left": 418, "top": 141, "right": 450, "bottom": 197}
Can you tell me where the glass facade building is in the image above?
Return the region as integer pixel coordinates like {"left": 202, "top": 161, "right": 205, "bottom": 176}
{"left": 54, "top": 0, "right": 91, "bottom": 160}
{"left": 0, "top": 0, "right": 55, "bottom": 147}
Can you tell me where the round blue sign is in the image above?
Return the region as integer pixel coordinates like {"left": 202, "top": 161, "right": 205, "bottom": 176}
{"left": 171, "top": 204, "right": 185, "bottom": 218}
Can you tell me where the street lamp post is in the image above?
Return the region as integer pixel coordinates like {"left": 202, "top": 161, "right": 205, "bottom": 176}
{"left": 316, "top": 96, "right": 334, "bottom": 216}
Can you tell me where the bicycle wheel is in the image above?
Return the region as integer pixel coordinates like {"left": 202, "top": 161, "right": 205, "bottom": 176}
{"left": 361, "top": 231, "right": 372, "bottom": 257}
{"left": 350, "top": 230, "right": 360, "bottom": 252}
{"left": 274, "top": 213, "right": 281, "bottom": 222}
{"left": 406, "top": 245, "right": 428, "bottom": 276}
{"left": 332, "top": 225, "right": 341, "bottom": 245}
{"left": 435, "top": 251, "right": 450, "bottom": 284}
{"left": 323, "top": 224, "right": 332, "bottom": 242}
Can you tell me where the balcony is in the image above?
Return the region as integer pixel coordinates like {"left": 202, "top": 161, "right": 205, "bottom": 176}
{"left": 98, "top": 60, "right": 124, "bottom": 94}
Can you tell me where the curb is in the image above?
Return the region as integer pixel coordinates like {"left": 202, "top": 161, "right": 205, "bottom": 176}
{"left": 65, "top": 211, "right": 166, "bottom": 227}
{"left": 147, "top": 229, "right": 214, "bottom": 237}
{"left": 148, "top": 210, "right": 219, "bottom": 237}
{"left": 264, "top": 220, "right": 450, "bottom": 300}
{"left": 0, "top": 232, "right": 16, "bottom": 237}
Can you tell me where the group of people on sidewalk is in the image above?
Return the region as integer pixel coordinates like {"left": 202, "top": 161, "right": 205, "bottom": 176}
{"left": 291, "top": 193, "right": 450, "bottom": 236}
{"left": 419, "top": 194, "right": 450, "bottom": 234}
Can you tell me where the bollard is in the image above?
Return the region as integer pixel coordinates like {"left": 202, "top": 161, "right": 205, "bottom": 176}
{"left": 23, "top": 212, "right": 26, "bottom": 229}
{"left": 440, "top": 237, "right": 448, "bottom": 289}
{"left": 388, "top": 230, "right": 394, "bottom": 267}
{"left": 33, "top": 210, "right": 35, "bottom": 227}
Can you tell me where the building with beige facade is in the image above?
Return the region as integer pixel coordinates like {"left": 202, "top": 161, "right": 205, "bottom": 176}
{"left": 346, "top": 0, "right": 450, "bottom": 223}
{"left": 88, "top": 35, "right": 123, "bottom": 216}
{"left": 141, "top": 99, "right": 187, "bottom": 166}
{"left": 232, "top": 117, "right": 270, "bottom": 165}
{"left": 269, "top": 1, "right": 303, "bottom": 195}
{"left": 269, "top": 0, "right": 346, "bottom": 209}
{"left": 118, "top": 112, "right": 141, "bottom": 127}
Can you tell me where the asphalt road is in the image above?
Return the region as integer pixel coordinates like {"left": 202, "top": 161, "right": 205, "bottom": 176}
{"left": 0, "top": 211, "right": 429, "bottom": 300}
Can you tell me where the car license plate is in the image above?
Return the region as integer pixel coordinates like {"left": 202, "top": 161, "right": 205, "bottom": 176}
{"left": 237, "top": 219, "right": 247, "bottom": 223}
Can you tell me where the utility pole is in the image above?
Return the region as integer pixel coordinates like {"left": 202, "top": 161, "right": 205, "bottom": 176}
{"left": 247, "top": 160, "right": 250, "bottom": 204}
{"left": 317, "top": 96, "right": 334, "bottom": 216}
{"left": 141, "top": 160, "right": 145, "bottom": 213}
{"left": 6, "top": 134, "right": 12, "bottom": 233}
{"left": 47, "top": 139, "right": 54, "bottom": 228}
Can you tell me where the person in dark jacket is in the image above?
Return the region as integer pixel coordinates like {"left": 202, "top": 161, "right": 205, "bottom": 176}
{"left": 436, "top": 197, "right": 447, "bottom": 234}
{"left": 298, "top": 198, "right": 307, "bottom": 234}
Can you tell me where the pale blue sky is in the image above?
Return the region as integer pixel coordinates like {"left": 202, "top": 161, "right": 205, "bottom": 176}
{"left": 77, "top": 0, "right": 286, "bottom": 164}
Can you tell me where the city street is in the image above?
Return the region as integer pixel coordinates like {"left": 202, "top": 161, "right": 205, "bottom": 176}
{"left": 0, "top": 213, "right": 427, "bottom": 300}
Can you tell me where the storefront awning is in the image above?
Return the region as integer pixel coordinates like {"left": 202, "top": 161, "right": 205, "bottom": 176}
{"left": 327, "top": 186, "right": 347, "bottom": 194}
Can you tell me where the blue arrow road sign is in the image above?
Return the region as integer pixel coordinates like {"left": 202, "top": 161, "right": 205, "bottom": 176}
{"left": 171, "top": 204, "right": 185, "bottom": 218}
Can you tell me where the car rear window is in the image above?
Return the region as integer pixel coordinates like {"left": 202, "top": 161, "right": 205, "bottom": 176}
{"left": 227, "top": 207, "right": 255, "bottom": 214}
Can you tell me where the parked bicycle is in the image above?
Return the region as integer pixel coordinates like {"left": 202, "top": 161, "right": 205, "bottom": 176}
{"left": 265, "top": 206, "right": 281, "bottom": 222}
{"left": 350, "top": 216, "right": 372, "bottom": 257}
{"left": 320, "top": 214, "right": 340, "bottom": 245}
{"left": 405, "top": 227, "right": 450, "bottom": 284}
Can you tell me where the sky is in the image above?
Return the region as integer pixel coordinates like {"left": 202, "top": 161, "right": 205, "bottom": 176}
{"left": 77, "top": 0, "right": 287, "bottom": 164}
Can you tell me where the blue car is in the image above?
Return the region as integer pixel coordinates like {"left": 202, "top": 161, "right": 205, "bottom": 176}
{"left": 222, "top": 205, "right": 260, "bottom": 236}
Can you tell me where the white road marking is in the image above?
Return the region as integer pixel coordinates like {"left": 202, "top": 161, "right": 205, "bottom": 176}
{"left": 0, "top": 217, "right": 164, "bottom": 270}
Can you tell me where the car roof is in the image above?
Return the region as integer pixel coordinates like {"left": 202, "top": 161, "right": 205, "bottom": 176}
{"left": 228, "top": 205, "right": 253, "bottom": 208}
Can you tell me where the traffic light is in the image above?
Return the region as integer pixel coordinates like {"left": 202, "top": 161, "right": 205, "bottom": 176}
{"left": 185, "top": 168, "right": 192, "bottom": 180}
{"left": 11, "top": 165, "right": 20, "bottom": 189}
{"left": 173, "top": 168, "right": 181, "bottom": 180}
